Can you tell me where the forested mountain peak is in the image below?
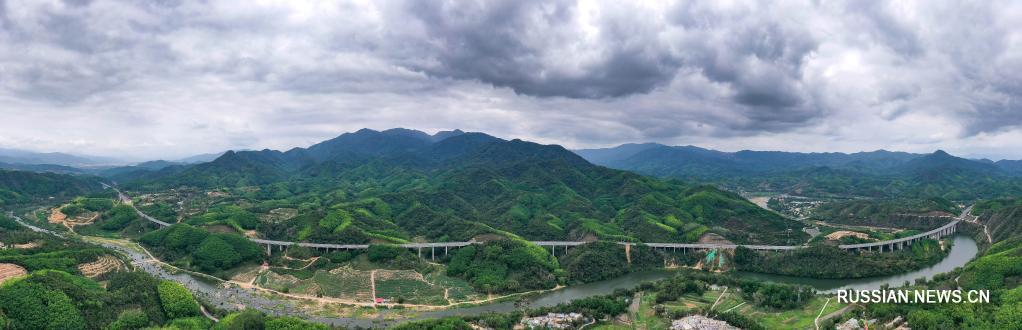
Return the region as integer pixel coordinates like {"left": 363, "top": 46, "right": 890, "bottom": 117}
{"left": 117, "top": 128, "right": 803, "bottom": 245}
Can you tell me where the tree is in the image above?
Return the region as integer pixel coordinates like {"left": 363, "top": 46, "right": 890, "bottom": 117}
{"left": 265, "top": 316, "right": 328, "bottom": 330}
{"left": 157, "top": 281, "right": 200, "bottom": 319}
{"left": 44, "top": 291, "right": 86, "bottom": 330}
{"left": 214, "top": 309, "right": 266, "bottom": 330}
{"left": 995, "top": 304, "right": 1022, "bottom": 330}
{"left": 193, "top": 236, "right": 242, "bottom": 271}
{"left": 107, "top": 309, "right": 149, "bottom": 330}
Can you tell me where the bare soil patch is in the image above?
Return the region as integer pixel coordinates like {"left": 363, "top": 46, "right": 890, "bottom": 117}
{"left": 0, "top": 263, "right": 27, "bottom": 284}
{"left": 825, "top": 231, "right": 870, "bottom": 241}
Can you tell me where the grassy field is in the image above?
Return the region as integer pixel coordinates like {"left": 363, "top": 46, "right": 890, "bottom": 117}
{"left": 652, "top": 288, "right": 848, "bottom": 330}
{"left": 746, "top": 296, "right": 845, "bottom": 329}
{"left": 635, "top": 292, "right": 671, "bottom": 330}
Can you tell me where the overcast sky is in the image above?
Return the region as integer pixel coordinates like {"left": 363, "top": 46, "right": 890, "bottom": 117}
{"left": 1, "top": 0, "right": 1021, "bottom": 161}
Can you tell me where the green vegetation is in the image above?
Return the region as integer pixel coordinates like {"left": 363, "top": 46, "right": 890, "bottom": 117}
{"left": 367, "top": 244, "right": 409, "bottom": 262}
{"left": 447, "top": 239, "right": 558, "bottom": 293}
{"left": 138, "top": 224, "right": 262, "bottom": 276}
{"left": 97, "top": 204, "right": 141, "bottom": 231}
{"left": 972, "top": 198, "right": 1022, "bottom": 242}
{"left": 584, "top": 145, "right": 1022, "bottom": 200}
{"left": 0, "top": 219, "right": 212, "bottom": 329}
{"left": 810, "top": 197, "right": 959, "bottom": 230}
{"left": 858, "top": 198, "right": 1022, "bottom": 329}
{"left": 973, "top": 198, "right": 1022, "bottom": 215}
{"left": 119, "top": 129, "right": 803, "bottom": 246}
{"left": 558, "top": 241, "right": 663, "bottom": 283}
{"left": 0, "top": 170, "right": 100, "bottom": 207}
{"left": 184, "top": 204, "right": 259, "bottom": 232}
{"left": 157, "top": 280, "right": 200, "bottom": 319}
{"left": 734, "top": 240, "right": 947, "bottom": 278}
{"left": 392, "top": 317, "right": 473, "bottom": 330}
{"left": 392, "top": 269, "right": 817, "bottom": 330}
{"left": 0, "top": 225, "right": 108, "bottom": 274}
{"left": 213, "top": 309, "right": 326, "bottom": 330}
{"left": 650, "top": 270, "right": 815, "bottom": 310}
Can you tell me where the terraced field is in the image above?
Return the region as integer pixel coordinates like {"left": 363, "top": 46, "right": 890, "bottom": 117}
{"left": 77, "top": 255, "right": 123, "bottom": 278}
{"left": 374, "top": 270, "right": 445, "bottom": 305}
{"left": 254, "top": 265, "right": 481, "bottom": 305}
{"left": 317, "top": 266, "right": 373, "bottom": 301}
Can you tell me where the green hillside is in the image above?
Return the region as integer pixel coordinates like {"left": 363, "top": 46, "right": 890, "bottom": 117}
{"left": 119, "top": 129, "right": 803, "bottom": 245}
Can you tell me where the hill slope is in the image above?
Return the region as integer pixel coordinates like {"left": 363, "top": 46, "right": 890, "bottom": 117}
{"left": 123, "top": 129, "right": 804, "bottom": 245}
{"left": 0, "top": 169, "right": 102, "bottom": 206}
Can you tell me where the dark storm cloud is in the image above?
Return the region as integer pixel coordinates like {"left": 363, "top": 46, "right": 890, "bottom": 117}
{"left": 398, "top": 0, "right": 682, "bottom": 99}
{"left": 2, "top": 0, "right": 1022, "bottom": 159}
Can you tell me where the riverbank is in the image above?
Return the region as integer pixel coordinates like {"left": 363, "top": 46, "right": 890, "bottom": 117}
{"left": 738, "top": 235, "right": 978, "bottom": 292}
{"left": 10, "top": 211, "right": 981, "bottom": 328}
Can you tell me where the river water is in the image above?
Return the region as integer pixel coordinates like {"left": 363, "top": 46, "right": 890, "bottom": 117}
{"left": 10, "top": 214, "right": 980, "bottom": 328}
{"left": 736, "top": 234, "right": 979, "bottom": 293}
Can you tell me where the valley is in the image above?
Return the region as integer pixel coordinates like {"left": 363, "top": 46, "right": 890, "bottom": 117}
{"left": 0, "top": 128, "right": 1017, "bottom": 329}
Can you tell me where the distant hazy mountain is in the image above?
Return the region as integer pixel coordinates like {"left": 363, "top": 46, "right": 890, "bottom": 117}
{"left": 996, "top": 160, "right": 1022, "bottom": 176}
{"left": 575, "top": 143, "right": 1022, "bottom": 199}
{"left": 0, "top": 162, "right": 87, "bottom": 174}
{"left": 174, "top": 152, "right": 229, "bottom": 164}
{"left": 575, "top": 144, "right": 923, "bottom": 176}
{"left": 0, "top": 148, "right": 121, "bottom": 166}
{"left": 573, "top": 143, "right": 663, "bottom": 165}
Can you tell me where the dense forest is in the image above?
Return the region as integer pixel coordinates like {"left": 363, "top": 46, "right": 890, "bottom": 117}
{"left": 558, "top": 241, "right": 666, "bottom": 284}
{"left": 0, "top": 213, "right": 325, "bottom": 329}
{"left": 115, "top": 129, "right": 804, "bottom": 246}
{"left": 0, "top": 214, "right": 208, "bottom": 329}
{"left": 0, "top": 170, "right": 100, "bottom": 207}
{"left": 138, "top": 224, "right": 263, "bottom": 277}
{"left": 734, "top": 240, "right": 947, "bottom": 279}
{"left": 446, "top": 239, "right": 559, "bottom": 293}
{"left": 808, "top": 197, "right": 959, "bottom": 230}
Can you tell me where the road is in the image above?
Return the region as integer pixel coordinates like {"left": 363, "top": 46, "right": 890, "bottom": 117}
{"left": 960, "top": 205, "right": 992, "bottom": 243}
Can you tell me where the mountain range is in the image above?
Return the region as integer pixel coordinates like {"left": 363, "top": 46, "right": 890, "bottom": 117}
{"left": 575, "top": 143, "right": 1022, "bottom": 199}
{"left": 109, "top": 128, "right": 802, "bottom": 245}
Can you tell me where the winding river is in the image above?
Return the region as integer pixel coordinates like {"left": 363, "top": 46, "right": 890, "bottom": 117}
{"left": 737, "top": 234, "right": 979, "bottom": 293}
{"left": 8, "top": 214, "right": 981, "bottom": 328}
{"left": 118, "top": 235, "right": 980, "bottom": 328}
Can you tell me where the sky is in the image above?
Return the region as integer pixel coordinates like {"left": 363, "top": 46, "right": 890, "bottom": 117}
{"left": 1, "top": 0, "right": 1021, "bottom": 161}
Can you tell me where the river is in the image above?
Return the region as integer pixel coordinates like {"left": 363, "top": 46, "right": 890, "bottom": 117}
{"left": 7, "top": 214, "right": 981, "bottom": 328}
{"left": 736, "top": 234, "right": 979, "bottom": 293}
